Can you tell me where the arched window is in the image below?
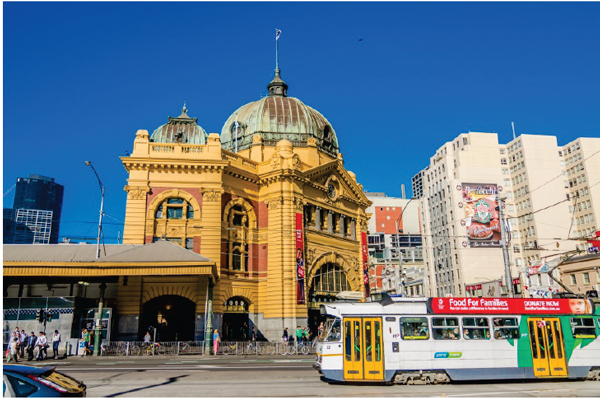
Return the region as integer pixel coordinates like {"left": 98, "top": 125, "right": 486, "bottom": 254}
{"left": 151, "top": 196, "right": 197, "bottom": 250}
{"left": 154, "top": 197, "right": 195, "bottom": 220}
{"left": 226, "top": 204, "right": 250, "bottom": 271}
{"left": 311, "top": 263, "right": 351, "bottom": 295}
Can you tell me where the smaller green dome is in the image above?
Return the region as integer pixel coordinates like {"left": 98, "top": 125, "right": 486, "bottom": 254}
{"left": 150, "top": 103, "right": 208, "bottom": 145}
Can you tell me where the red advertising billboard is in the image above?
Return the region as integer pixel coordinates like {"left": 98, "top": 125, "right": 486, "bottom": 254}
{"left": 361, "top": 232, "right": 370, "bottom": 298}
{"left": 462, "top": 183, "right": 501, "bottom": 247}
{"left": 296, "top": 213, "right": 305, "bottom": 304}
{"left": 429, "top": 297, "right": 594, "bottom": 315}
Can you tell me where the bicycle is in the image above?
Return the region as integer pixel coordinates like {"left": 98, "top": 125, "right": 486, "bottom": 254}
{"left": 143, "top": 342, "right": 165, "bottom": 356}
{"left": 222, "top": 342, "right": 238, "bottom": 355}
{"left": 283, "top": 341, "right": 309, "bottom": 355}
{"left": 178, "top": 341, "right": 193, "bottom": 355}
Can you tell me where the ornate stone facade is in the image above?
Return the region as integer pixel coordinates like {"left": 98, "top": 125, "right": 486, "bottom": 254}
{"left": 121, "top": 74, "right": 371, "bottom": 341}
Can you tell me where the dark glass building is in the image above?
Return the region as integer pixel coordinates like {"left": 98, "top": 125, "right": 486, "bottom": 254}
{"left": 6, "top": 174, "right": 64, "bottom": 243}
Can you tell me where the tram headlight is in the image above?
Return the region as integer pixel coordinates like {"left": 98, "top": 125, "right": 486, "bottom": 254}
{"left": 319, "top": 305, "right": 327, "bottom": 315}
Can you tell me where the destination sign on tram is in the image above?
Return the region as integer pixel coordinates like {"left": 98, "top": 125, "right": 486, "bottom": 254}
{"left": 429, "top": 297, "right": 594, "bottom": 315}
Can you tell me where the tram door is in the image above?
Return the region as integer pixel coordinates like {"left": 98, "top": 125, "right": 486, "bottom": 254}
{"left": 343, "top": 317, "right": 384, "bottom": 381}
{"left": 527, "top": 318, "right": 568, "bottom": 378}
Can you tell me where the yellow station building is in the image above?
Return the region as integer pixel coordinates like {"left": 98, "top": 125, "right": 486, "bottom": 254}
{"left": 4, "top": 67, "right": 372, "bottom": 342}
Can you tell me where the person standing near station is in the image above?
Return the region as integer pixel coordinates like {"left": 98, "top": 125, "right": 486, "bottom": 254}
{"left": 26, "top": 332, "right": 37, "bottom": 361}
{"left": 7, "top": 332, "right": 19, "bottom": 363}
{"left": 212, "top": 329, "right": 220, "bottom": 355}
{"left": 20, "top": 330, "right": 27, "bottom": 359}
{"left": 282, "top": 327, "right": 288, "bottom": 343}
{"left": 51, "top": 330, "right": 61, "bottom": 359}
{"left": 36, "top": 332, "right": 48, "bottom": 361}
{"left": 295, "top": 326, "right": 303, "bottom": 344}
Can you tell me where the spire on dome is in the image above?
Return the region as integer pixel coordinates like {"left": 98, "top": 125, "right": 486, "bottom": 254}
{"left": 177, "top": 102, "right": 190, "bottom": 119}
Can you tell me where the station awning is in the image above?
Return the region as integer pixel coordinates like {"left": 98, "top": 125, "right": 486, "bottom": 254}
{"left": 3, "top": 240, "right": 218, "bottom": 281}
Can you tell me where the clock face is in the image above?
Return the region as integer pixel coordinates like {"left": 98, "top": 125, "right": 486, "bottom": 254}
{"left": 328, "top": 184, "right": 336, "bottom": 198}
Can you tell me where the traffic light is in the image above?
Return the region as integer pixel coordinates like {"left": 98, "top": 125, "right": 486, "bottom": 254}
{"left": 36, "top": 308, "right": 45, "bottom": 323}
{"left": 46, "top": 312, "right": 52, "bottom": 322}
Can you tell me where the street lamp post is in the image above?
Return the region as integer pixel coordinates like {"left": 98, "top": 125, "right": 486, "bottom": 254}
{"left": 85, "top": 161, "right": 105, "bottom": 356}
{"left": 85, "top": 161, "right": 104, "bottom": 259}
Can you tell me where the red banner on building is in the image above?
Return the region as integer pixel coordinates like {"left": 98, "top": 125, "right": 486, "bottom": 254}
{"left": 429, "top": 297, "right": 594, "bottom": 315}
{"left": 296, "top": 213, "right": 305, "bottom": 304}
{"left": 361, "top": 232, "right": 370, "bottom": 298}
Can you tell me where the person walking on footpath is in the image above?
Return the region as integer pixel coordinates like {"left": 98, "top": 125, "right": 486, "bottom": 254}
{"left": 52, "top": 330, "right": 61, "bottom": 359}
{"left": 212, "top": 329, "right": 220, "bottom": 355}
{"left": 26, "top": 332, "right": 37, "bottom": 361}
{"left": 7, "top": 332, "right": 19, "bottom": 363}
{"left": 36, "top": 332, "right": 48, "bottom": 361}
{"left": 143, "top": 331, "right": 152, "bottom": 346}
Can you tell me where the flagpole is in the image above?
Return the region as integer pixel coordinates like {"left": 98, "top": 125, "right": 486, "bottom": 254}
{"left": 275, "top": 29, "right": 279, "bottom": 71}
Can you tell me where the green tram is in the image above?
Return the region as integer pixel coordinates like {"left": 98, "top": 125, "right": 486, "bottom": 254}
{"left": 313, "top": 295, "right": 600, "bottom": 384}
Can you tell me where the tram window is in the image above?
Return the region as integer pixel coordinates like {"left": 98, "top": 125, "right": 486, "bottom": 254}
{"left": 571, "top": 318, "right": 597, "bottom": 338}
{"left": 432, "top": 317, "right": 459, "bottom": 340}
{"left": 320, "top": 318, "right": 341, "bottom": 342}
{"left": 492, "top": 318, "right": 520, "bottom": 339}
{"left": 344, "top": 321, "right": 351, "bottom": 361}
{"left": 400, "top": 317, "right": 429, "bottom": 340}
{"left": 462, "top": 317, "right": 490, "bottom": 340}
{"left": 365, "top": 321, "right": 373, "bottom": 362}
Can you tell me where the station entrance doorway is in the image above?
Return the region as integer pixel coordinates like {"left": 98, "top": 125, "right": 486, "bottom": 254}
{"left": 141, "top": 295, "right": 195, "bottom": 341}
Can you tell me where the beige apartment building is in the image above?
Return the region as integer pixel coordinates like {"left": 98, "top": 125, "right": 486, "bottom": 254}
{"left": 413, "top": 132, "right": 600, "bottom": 298}
{"left": 562, "top": 137, "right": 600, "bottom": 252}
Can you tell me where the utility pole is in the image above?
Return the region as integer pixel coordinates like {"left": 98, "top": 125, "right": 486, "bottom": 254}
{"left": 497, "top": 196, "right": 513, "bottom": 298}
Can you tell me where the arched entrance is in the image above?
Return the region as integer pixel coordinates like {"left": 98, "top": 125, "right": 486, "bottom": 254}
{"left": 222, "top": 296, "right": 250, "bottom": 341}
{"left": 308, "top": 263, "right": 353, "bottom": 339}
{"left": 141, "top": 295, "right": 196, "bottom": 341}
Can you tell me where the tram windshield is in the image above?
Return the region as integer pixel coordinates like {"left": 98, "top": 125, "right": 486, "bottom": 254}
{"left": 319, "top": 317, "right": 341, "bottom": 342}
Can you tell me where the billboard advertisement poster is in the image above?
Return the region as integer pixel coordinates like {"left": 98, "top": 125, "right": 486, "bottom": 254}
{"left": 462, "top": 183, "right": 501, "bottom": 247}
{"left": 361, "top": 232, "right": 370, "bottom": 298}
{"left": 429, "top": 297, "right": 594, "bottom": 315}
{"left": 295, "top": 213, "right": 305, "bottom": 304}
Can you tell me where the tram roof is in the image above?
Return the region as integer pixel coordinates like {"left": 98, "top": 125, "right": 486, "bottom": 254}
{"left": 322, "top": 300, "right": 428, "bottom": 316}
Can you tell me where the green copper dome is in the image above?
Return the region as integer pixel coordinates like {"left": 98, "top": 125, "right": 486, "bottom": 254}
{"left": 220, "top": 70, "right": 339, "bottom": 156}
{"left": 151, "top": 103, "right": 208, "bottom": 145}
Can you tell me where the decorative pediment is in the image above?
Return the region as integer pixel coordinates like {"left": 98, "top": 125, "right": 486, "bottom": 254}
{"left": 303, "top": 160, "right": 370, "bottom": 207}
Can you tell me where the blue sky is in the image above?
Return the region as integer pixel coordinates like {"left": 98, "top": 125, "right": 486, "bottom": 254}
{"left": 3, "top": 2, "right": 600, "bottom": 243}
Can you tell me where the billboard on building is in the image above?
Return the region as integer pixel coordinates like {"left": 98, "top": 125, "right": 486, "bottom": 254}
{"left": 462, "top": 183, "right": 501, "bottom": 248}
{"left": 361, "top": 232, "right": 370, "bottom": 298}
{"left": 296, "top": 213, "right": 306, "bottom": 304}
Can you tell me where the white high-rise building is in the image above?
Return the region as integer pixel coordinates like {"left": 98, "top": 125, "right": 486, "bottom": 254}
{"left": 415, "top": 132, "right": 599, "bottom": 298}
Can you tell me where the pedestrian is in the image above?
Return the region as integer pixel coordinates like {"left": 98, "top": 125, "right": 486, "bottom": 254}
{"left": 303, "top": 327, "right": 310, "bottom": 342}
{"left": 295, "top": 326, "right": 303, "bottom": 344}
{"left": 251, "top": 327, "right": 256, "bottom": 342}
{"left": 20, "top": 330, "right": 27, "bottom": 358}
{"left": 143, "top": 331, "right": 152, "bottom": 346}
{"left": 36, "top": 332, "right": 48, "bottom": 361}
{"left": 89, "top": 329, "right": 95, "bottom": 353}
{"left": 282, "top": 327, "right": 288, "bottom": 343}
{"left": 212, "top": 329, "right": 220, "bottom": 355}
{"left": 318, "top": 322, "right": 324, "bottom": 338}
{"left": 52, "top": 330, "right": 61, "bottom": 359}
{"left": 83, "top": 328, "right": 91, "bottom": 356}
{"left": 7, "top": 332, "right": 19, "bottom": 363}
{"left": 27, "top": 332, "right": 37, "bottom": 361}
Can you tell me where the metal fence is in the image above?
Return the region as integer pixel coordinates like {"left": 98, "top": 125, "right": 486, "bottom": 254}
{"left": 99, "top": 341, "right": 317, "bottom": 356}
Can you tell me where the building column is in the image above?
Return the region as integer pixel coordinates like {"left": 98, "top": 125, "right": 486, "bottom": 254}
{"left": 339, "top": 215, "right": 346, "bottom": 238}
{"left": 350, "top": 218, "right": 356, "bottom": 240}
{"left": 204, "top": 278, "right": 214, "bottom": 355}
{"left": 315, "top": 207, "right": 321, "bottom": 232}
{"left": 327, "top": 211, "right": 333, "bottom": 234}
